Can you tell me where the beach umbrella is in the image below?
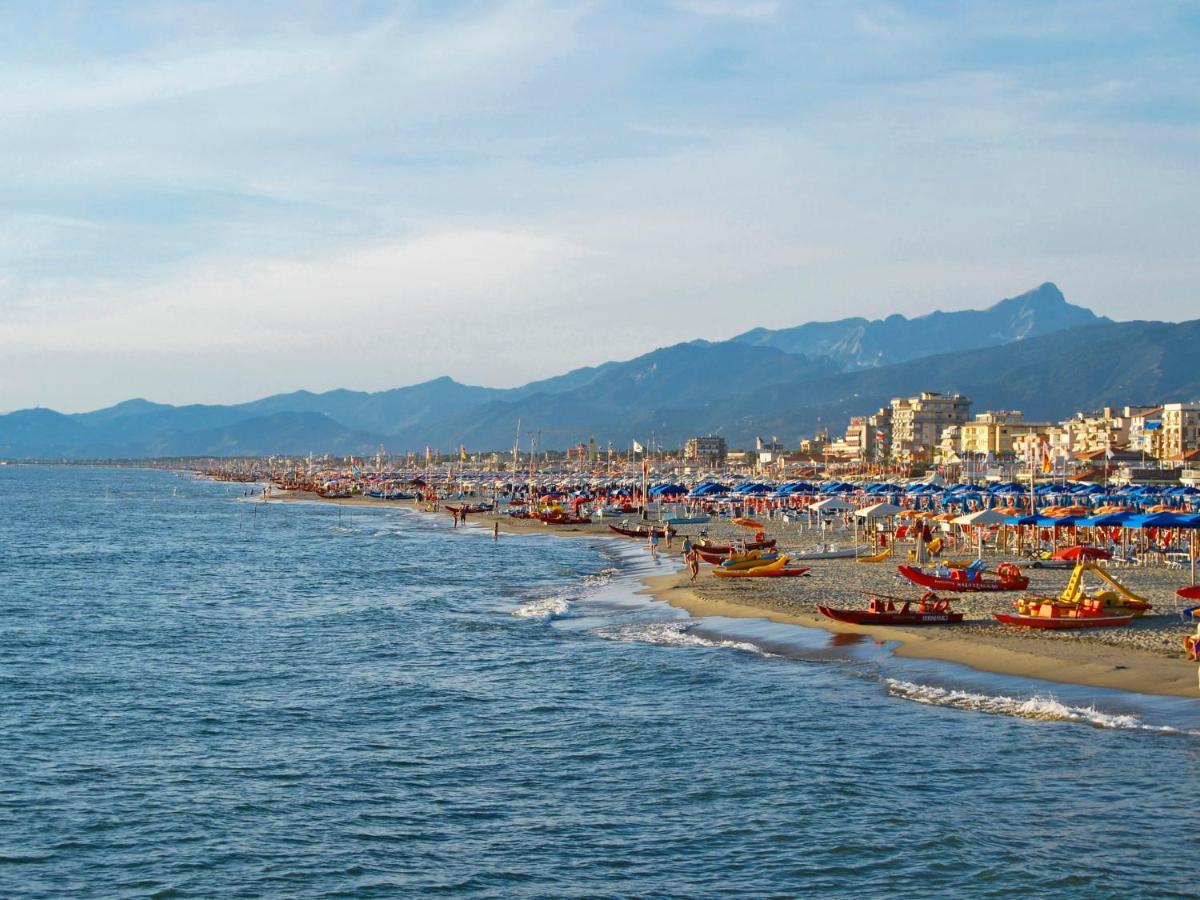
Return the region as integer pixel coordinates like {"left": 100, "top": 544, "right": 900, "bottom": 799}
{"left": 854, "top": 502, "right": 903, "bottom": 519}
{"left": 953, "top": 507, "right": 1010, "bottom": 557}
{"left": 1052, "top": 545, "right": 1112, "bottom": 561}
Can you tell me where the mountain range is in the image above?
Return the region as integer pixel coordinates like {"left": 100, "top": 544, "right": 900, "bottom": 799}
{"left": 3, "top": 282, "right": 1196, "bottom": 459}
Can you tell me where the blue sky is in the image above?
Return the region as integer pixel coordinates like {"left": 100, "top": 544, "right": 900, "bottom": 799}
{"left": 2, "top": 1, "right": 1197, "bottom": 412}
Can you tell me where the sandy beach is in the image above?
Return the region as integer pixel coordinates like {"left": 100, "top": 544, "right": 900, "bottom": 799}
{"left": 260, "top": 487, "right": 1200, "bottom": 698}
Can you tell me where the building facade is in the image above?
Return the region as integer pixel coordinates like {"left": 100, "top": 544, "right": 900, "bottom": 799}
{"left": 1160, "top": 403, "right": 1200, "bottom": 461}
{"left": 890, "top": 392, "right": 970, "bottom": 461}
{"left": 683, "top": 435, "right": 727, "bottom": 463}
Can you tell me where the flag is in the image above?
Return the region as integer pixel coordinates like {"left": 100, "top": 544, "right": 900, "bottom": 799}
{"left": 425, "top": 446, "right": 431, "bottom": 466}
{"left": 632, "top": 440, "right": 644, "bottom": 454}
{"left": 1041, "top": 440, "right": 1053, "bottom": 473}
{"left": 1105, "top": 446, "right": 1114, "bottom": 460}
{"left": 460, "top": 444, "right": 467, "bottom": 461}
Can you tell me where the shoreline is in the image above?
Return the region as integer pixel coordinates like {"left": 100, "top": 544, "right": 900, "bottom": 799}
{"left": 257, "top": 487, "right": 1199, "bottom": 699}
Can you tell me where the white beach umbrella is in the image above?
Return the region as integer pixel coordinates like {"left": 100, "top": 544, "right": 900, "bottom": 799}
{"left": 855, "top": 502, "right": 904, "bottom": 519}
{"left": 808, "top": 497, "right": 856, "bottom": 512}
{"left": 953, "top": 508, "right": 1010, "bottom": 558}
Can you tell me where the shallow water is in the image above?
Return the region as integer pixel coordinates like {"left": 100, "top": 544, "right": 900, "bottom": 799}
{"left": 1, "top": 467, "right": 1196, "bottom": 898}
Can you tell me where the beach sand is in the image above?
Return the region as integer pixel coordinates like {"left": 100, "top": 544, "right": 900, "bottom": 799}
{"left": 258, "top": 488, "right": 1200, "bottom": 698}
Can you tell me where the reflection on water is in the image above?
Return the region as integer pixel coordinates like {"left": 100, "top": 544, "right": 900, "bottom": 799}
{"left": 828, "top": 631, "right": 868, "bottom": 647}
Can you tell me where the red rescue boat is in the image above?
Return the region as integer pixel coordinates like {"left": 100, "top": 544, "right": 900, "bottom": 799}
{"left": 817, "top": 593, "right": 963, "bottom": 626}
{"left": 897, "top": 563, "right": 1028, "bottom": 593}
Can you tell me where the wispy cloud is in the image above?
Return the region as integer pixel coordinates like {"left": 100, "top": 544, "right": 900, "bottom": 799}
{"left": 0, "top": 0, "right": 1197, "bottom": 411}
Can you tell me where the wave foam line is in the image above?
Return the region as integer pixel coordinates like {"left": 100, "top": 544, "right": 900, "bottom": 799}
{"left": 512, "top": 595, "right": 573, "bottom": 622}
{"left": 593, "top": 621, "right": 765, "bottom": 655}
{"left": 885, "top": 679, "right": 1184, "bottom": 733}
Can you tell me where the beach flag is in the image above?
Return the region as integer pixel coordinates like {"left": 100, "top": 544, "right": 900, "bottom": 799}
{"left": 632, "top": 440, "right": 644, "bottom": 454}
{"left": 1041, "top": 440, "right": 1053, "bottom": 473}
{"left": 425, "top": 446, "right": 431, "bottom": 466}
{"left": 460, "top": 444, "right": 467, "bottom": 461}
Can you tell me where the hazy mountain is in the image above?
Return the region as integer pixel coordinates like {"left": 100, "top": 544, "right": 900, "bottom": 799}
{"left": 7, "top": 285, "right": 1195, "bottom": 459}
{"left": 731, "top": 283, "right": 1105, "bottom": 370}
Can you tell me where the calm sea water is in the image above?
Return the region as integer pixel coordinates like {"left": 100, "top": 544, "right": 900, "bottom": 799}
{"left": 1, "top": 466, "right": 1197, "bottom": 898}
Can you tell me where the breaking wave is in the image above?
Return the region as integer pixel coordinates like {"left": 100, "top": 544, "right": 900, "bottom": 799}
{"left": 512, "top": 595, "right": 574, "bottom": 622}
{"left": 884, "top": 679, "right": 1184, "bottom": 733}
{"left": 592, "top": 621, "right": 766, "bottom": 655}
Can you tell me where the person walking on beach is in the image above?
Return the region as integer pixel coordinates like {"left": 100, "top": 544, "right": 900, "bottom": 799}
{"left": 682, "top": 535, "right": 692, "bottom": 556}
{"left": 649, "top": 529, "right": 659, "bottom": 558}
{"left": 686, "top": 547, "right": 700, "bottom": 581}
{"left": 665, "top": 527, "right": 672, "bottom": 550}
{"left": 452, "top": 508, "right": 460, "bottom": 528}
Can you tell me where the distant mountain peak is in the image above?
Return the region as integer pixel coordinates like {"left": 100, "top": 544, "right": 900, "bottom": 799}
{"left": 731, "top": 283, "right": 1105, "bottom": 369}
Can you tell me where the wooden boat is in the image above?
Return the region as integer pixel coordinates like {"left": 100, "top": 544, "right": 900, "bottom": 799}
{"left": 666, "top": 515, "right": 711, "bottom": 525}
{"left": 1177, "top": 585, "right": 1200, "bottom": 601}
{"left": 897, "top": 563, "right": 1028, "bottom": 592}
{"left": 608, "top": 523, "right": 676, "bottom": 538}
{"left": 817, "top": 593, "right": 963, "bottom": 625}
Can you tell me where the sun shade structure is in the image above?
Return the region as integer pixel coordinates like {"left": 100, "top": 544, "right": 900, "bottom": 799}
{"left": 808, "top": 497, "right": 856, "bottom": 513}
{"left": 952, "top": 508, "right": 1011, "bottom": 526}
{"left": 854, "top": 502, "right": 904, "bottom": 518}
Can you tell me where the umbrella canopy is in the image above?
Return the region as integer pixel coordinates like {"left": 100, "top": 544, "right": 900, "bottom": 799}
{"left": 1052, "top": 545, "right": 1113, "bottom": 561}
{"left": 808, "top": 497, "right": 856, "bottom": 512}
{"left": 854, "top": 501, "right": 904, "bottom": 519}
{"left": 953, "top": 508, "right": 1011, "bottom": 526}
{"left": 1123, "top": 512, "right": 1200, "bottom": 529}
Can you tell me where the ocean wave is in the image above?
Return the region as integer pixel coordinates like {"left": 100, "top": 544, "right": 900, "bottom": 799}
{"left": 582, "top": 567, "right": 618, "bottom": 587}
{"left": 512, "top": 595, "right": 574, "bottom": 622}
{"left": 593, "top": 621, "right": 765, "bottom": 655}
{"left": 884, "top": 679, "right": 1183, "bottom": 733}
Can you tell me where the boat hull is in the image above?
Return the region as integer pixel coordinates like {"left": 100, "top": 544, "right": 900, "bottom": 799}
{"left": 993, "top": 612, "right": 1134, "bottom": 629}
{"left": 714, "top": 566, "right": 810, "bottom": 579}
{"left": 608, "top": 524, "right": 676, "bottom": 538}
{"left": 793, "top": 547, "right": 869, "bottom": 560}
{"left": 816, "top": 605, "right": 963, "bottom": 625}
{"left": 692, "top": 539, "right": 776, "bottom": 554}
{"left": 897, "top": 565, "right": 1028, "bottom": 592}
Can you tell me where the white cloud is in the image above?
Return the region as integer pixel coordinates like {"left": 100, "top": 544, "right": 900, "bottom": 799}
{"left": 0, "top": 0, "right": 1197, "bottom": 412}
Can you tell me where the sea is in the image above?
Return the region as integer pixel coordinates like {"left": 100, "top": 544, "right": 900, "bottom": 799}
{"left": 1, "top": 466, "right": 1197, "bottom": 898}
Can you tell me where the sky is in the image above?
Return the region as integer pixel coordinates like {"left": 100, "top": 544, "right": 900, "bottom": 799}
{"left": 2, "top": 0, "right": 1198, "bottom": 413}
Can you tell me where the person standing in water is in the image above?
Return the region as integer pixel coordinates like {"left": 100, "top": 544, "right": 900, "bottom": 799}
{"left": 493, "top": 521, "right": 500, "bottom": 542}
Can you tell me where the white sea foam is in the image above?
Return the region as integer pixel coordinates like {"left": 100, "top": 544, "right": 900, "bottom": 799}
{"left": 582, "top": 567, "right": 619, "bottom": 587}
{"left": 884, "top": 679, "right": 1182, "bottom": 733}
{"left": 512, "top": 595, "right": 573, "bottom": 622}
{"left": 593, "top": 621, "right": 765, "bottom": 655}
